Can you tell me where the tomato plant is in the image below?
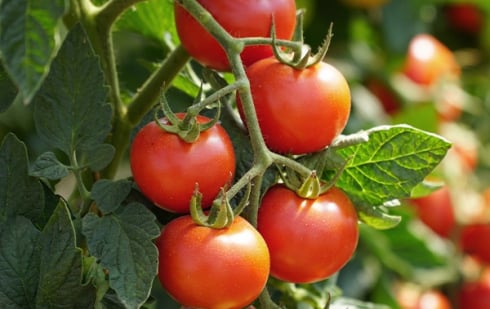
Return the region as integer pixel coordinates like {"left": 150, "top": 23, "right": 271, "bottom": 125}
{"left": 156, "top": 215, "right": 270, "bottom": 309}
{"left": 257, "top": 185, "right": 359, "bottom": 283}
{"left": 402, "top": 34, "right": 460, "bottom": 86}
{"left": 409, "top": 186, "right": 456, "bottom": 238}
{"left": 238, "top": 56, "right": 351, "bottom": 154}
{"left": 130, "top": 113, "right": 236, "bottom": 213}
{"left": 174, "top": 0, "right": 297, "bottom": 71}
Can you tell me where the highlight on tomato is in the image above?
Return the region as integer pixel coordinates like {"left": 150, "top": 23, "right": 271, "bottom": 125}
{"left": 174, "top": 0, "right": 297, "bottom": 71}
{"left": 156, "top": 215, "right": 270, "bottom": 309}
{"left": 238, "top": 56, "right": 351, "bottom": 154}
{"left": 130, "top": 113, "right": 236, "bottom": 213}
{"left": 257, "top": 185, "right": 359, "bottom": 283}
{"left": 402, "top": 34, "right": 460, "bottom": 86}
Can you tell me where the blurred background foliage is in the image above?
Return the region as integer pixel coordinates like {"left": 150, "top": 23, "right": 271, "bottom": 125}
{"left": 1, "top": 0, "right": 490, "bottom": 308}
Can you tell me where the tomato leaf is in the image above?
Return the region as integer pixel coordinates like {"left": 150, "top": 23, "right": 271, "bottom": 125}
{"left": 116, "top": 0, "right": 179, "bottom": 46}
{"left": 0, "top": 63, "right": 18, "bottom": 112}
{"left": 30, "top": 151, "right": 69, "bottom": 180}
{"left": 91, "top": 179, "right": 133, "bottom": 214}
{"left": 32, "top": 23, "right": 112, "bottom": 169}
{"left": 356, "top": 203, "right": 402, "bottom": 230}
{"left": 36, "top": 201, "right": 96, "bottom": 308}
{"left": 332, "top": 297, "right": 391, "bottom": 309}
{"left": 80, "top": 143, "right": 116, "bottom": 171}
{"left": 328, "top": 125, "right": 451, "bottom": 207}
{"left": 0, "top": 133, "right": 45, "bottom": 227}
{"left": 0, "top": 0, "right": 66, "bottom": 103}
{"left": 82, "top": 202, "right": 160, "bottom": 308}
{"left": 0, "top": 216, "right": 41, "bottom": 307}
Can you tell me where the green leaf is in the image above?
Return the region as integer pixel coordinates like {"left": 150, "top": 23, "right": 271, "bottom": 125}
{"left": 0, "top": 216, "right": 40, "bottom": 308}
{"left": 82, "top": 202, "right": 160, "bottom": 308}
{"left": 0, "top": 0, "right": 66, "bottom": 103}
{"left": 33, "top": 23, "right": 112, "bottom": 159}
{"left": 29, "top": 151, "right": 69, "bottom": 180}
{"left": 0, "top": 133, "right": 45, "bottom": 227}
{"left": 116, "top": 0, "right": 179, "bottom": 46}
{"left": 332, "top": 297, "right": 391, "bottom": 309}
{"left": 410, "top": 178, "right": 445, "bottom": 198}
{"left": 357, "top": 203, "right": 402, "bottom": 230}
{"left": 36, "top": 201, "right": 96, "bottom": 308}
{"left": 0, "top": 62, "right": 18, "bottom": 112}
{"left": 328, "top": 125, "right": 451, "bottom": 207}
{"left": 91, "top": 179, "right": 132, "bottom": 214}
{"left": 80, "top": 143, "right": 116, "bottom": 171}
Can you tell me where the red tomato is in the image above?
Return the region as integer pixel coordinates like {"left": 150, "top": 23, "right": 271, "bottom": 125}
{"left": 403, "top": 34, "right": 460, "bottom": 86}
{"left": 257, "top": 185, "right": 359, "bottom": 283}
{"left": 174, "top": 0, "right": 296, "bottom": 71}
{"left": 366, "top": 78, "right": 401, "bottom": 115}
{"left": 415, "top": 290, "right": 452, "bottom": 309}
{"left": 410, "top": 186, "right": 456, "bottom": 238}
{"left": 130, "top": 114, "right": 236, "bottom": 213}
{"left": 458, "top": 273, "right": 490, "bottom": 309}
{"left": 238, "top": 57, "right": 351, "bottom": 154}
{"left": 157, "top": 215, "right": 270, "bottom": 309}
{"left": 445, "top": 3, "right": 483, "bottom": 34}
{"left": 460, "top": 224, "right": 490, "bottom": 264}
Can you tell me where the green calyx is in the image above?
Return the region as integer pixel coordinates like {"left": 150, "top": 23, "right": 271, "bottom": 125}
{"left": 154, "top": 89, "right": 220, "bottom": 143}
{"left": 271, "top": 13, "right": 334, "bottom": 70}
{"left": 190, "top": 183, "right": 252, "bottom": 229}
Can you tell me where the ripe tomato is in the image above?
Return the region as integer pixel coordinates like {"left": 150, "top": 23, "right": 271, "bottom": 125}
{"left": 445, "top": 3, "right": 483, "bottom": 34}
{"left": 238, "top": 57, "right": 351, "bottom": 154}
{"left": 130, "top": 114, "right": 236, "bottom": 213}
{"left": 157, "top": 215, "right": 270, "bottom": 309}
{"left": 409, "top": 186, "right": 456, "bottom": 238}
{"left": 459, "top": 224, "right": 490, "bottom": 264}
{"left": 403, "top": 34, "right": 460, "bottom": 86}
{"left": 415, "top": 290, "right": 452, "bottom": 309}
{"left": 174, "top": 0, "right": 296, "bottom": 71}
{"left": 257, "top": 185, "right": 359, "bottom": 283}
{"left": 458, "top": 272, "right": 490, "bottom": 309}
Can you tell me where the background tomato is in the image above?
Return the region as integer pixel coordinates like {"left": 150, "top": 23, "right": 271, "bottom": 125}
{"left": 174, "top": 0, "right": 296, "bottom": 71}
{"left": 458, "top": 271, "right": 490, "bottom": 309}
{"left": 409, "top": 186, "right": 456, "bottom": 238}
{"left": 415, "top": 290, "right": 452, "bottom": 309}
{"left": 459, "top": 223, "right": 490, "bottom": 264}
{"left": 130, "top": 114, "right": 236, "bottom": 213}
{"left": 445, "top": 3, "right": 483, "bottom": 34}
{"left": 257, "top": 185, "right": 359, "bottom": 283}
{"left": 402, "top": 34, "right": 460, "bottom": 86}
{"left": 157, "top": 215, "right": 270, "bottom": 309}
{"left": 238, "top": 57, "right": 351, "bottom": 154}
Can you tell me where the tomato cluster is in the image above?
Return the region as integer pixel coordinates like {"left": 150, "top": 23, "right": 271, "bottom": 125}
{"left": 130, "top": 1, "right": 359, "bottom": 307}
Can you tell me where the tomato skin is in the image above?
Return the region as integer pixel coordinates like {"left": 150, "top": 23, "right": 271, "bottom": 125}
{"left": 445, "top": 3, "right": 483, "bottom": 34}
{"left": 460, "top": 224, "right": 490, "bottom": 264}
{"left": 239, "top": 57, "right": 351, "bottom": 154}
{"left": 415, "top": 290, "right": 452, "bottom": 309}
{"left": 130, "top": 114, "right": 236, "bottom": 213}
{"left": 458, "top": 276, "right": 490, "bottom": 309}
{"left": 410, "top": 186, "right": 456, "bottom": 238}
{"left": 403, "top": 34, "right": 460, "bottom": 86}
{"left": 257, "top": 185, "right": 359, "bottom": 283}
{"left": 157, "top": 215, "right": 270, "bottom": 309}
{"left": 174, "top": 0, "right": 296, "bottom": 71}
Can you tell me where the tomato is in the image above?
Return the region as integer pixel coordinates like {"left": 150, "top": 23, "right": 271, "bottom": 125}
{"left": 460, "top": 224, "right": 490, "bottom": 264}
{"left": 157, "top": 215, "right": 270, "bottom": 309}
{"left": 174, "top": 0, "right": 296, "bottom": 71}
{"left": 257, "top": 185, "right": 359, "bottom": 283}
{"left": 238, "top": 57, "right": 351, "bottom": 154}
{"left": 445, "top": 3, "right": 483, "bottom": 34}
{"left": 415, "top": 290, "right": 452, "bottom": 309}
{"left": 366, "top": 78, "right": 401, "bottom": 115}
{"left": 130, "top": 114, "right": 236, "bottom": 213}
{"left": 458, "top": 273, "right": 490, "bottom": 309}
{"left": 403, "top": 34, "right": 460, "bottom": 86}
{"left": 409, "top": 186, "right": 456, "bottom": 238}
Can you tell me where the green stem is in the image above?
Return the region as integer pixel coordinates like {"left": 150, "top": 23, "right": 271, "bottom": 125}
{"left": 258, "top": 287, "right": 282, "bottom": 309}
